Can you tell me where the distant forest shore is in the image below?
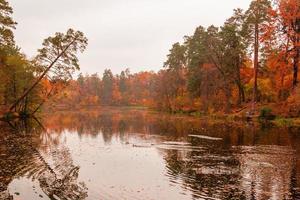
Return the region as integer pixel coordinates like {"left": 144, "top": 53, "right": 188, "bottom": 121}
{"left": 37, "top": 103, "right": 300, "bottom": 127}
{"left": 1, "top": 0, "right": 300, "bottom": 122}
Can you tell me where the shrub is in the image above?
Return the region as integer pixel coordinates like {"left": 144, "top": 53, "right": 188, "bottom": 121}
{"left": 259, "top": 107, "right": 276, "bottom": 120}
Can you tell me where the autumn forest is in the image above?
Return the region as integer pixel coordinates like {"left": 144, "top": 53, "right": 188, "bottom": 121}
{"left": 1, "top": 0, "right": 300, "bottom": 199}
{"left": 0, "top": 0, "right": 300, "bottom": 119}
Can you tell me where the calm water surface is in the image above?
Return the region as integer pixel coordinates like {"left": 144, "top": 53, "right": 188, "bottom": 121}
{"left": 0, "top": 108, "right": 300, "bottom": 200}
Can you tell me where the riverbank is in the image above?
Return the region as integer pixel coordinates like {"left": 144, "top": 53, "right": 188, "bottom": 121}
{"left": 2, "top": 103, "right": 300, "bottom": 127}
{"left": 163, "top": 102, "right": 300, "bottom": 127}
{"left": 62, "top": 104, "right": 300, "bottom": 127}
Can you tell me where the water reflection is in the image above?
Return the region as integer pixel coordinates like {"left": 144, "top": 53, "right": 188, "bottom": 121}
{"left": 0, "top": 108, "right": 299, "bottom": 199}
{"left": 236, "top": 146, "right": 295, "bottom": 200}
{"left": 0, "top": 119, "right": 87, "bottom": 200}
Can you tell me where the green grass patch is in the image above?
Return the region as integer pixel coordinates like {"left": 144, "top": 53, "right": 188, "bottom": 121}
{"left": 273, "top": 117, "right": 294, "bottom": 127}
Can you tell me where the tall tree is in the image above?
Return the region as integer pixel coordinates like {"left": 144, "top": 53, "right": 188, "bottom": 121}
{"left": 1, "top": 47, "right": 42, "bottom": 114}
{"left": 0, "top": 0, "right": 17, "bottom": 47}
{"left": 9, "top": 29, "right": 88, "bottom": 112}
{"left": 119, "top": 70, "right": 128, "bottom": 94}
{"left": 185, "top": 26, "right": 208, "bottom": 99}
{"left": 221, "top": 9, "right": 248, "bottom": 104}
{"left": 244, "top": 0, "right": 272, "bottom": 102}
{"left": 205, "top": 25, "right": 235, "bottom": 112}
{"left": 276, "top": 0, "right": 300, "bottom": 88}
{"left": 185, "top": 26, "right": 223, "bottom": 112}
{"left": 102, "top": 69, "right": 114, "bottom": 105}
{"left": 164, "top": 42, "right": 186, "bottom": 98}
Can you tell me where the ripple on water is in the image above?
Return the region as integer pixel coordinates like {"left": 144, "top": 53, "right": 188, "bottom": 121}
{"left": 1, "top": 109, "right": 300, "bottom": 200}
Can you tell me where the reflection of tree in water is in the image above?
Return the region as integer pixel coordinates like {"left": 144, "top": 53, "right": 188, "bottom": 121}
{"left": 118, "top": 120, "right": 127, "bottom": 141}
{"left": 161, "top": 124, "right": 300, "bottom": 200}
{"left": 33, "top": 109, "right": 300, "bottom": 199}
{"left": 100, "top": 114, "right": 113, "bottom": 143}
{"left": 0, "top": 120, "right": 87, "bottom": 200}
{"left": 233, "top": 124, "right": 299, "bottom": 199}
{"left": 235, "top": 145, "right": 294, "bottom": 200}
{"left": 162, "top": 147, "right": 244, "bottom": 199}
{"left": 288, "top": 128, "right": 300, "bottom": 199}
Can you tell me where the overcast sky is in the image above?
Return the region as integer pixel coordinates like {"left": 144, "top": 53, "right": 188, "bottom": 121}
{"left": 10, "top": 0, "right": 252, "bottom": 75}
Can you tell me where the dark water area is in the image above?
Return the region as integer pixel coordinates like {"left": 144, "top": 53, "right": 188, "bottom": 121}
{"left": 0, "top": 108, "right": 300, "bottom": 200}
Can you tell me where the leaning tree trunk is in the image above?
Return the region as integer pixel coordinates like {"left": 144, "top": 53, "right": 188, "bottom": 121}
{"left": 253, "top": 22, "right": 259, "bottom": 103}
{"left": 31, "top": 86, "right": 55, "bottom": 115}
{"left": 9, "top": 39, "right": 76, "bottom": 112}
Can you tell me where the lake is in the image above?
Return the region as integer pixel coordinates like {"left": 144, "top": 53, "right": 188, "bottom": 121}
{"left": 0, "top": 108, "right": 300, "bottom": 200}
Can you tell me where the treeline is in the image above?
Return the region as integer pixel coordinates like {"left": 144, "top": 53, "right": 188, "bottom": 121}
{"left": 54, "top": 0, "right": 300, "bottom": 115}
{"left": 1, "top": 0, "right": 299, "bottom": 116}
{"left": 52, "top": 69, "right": 157, "bottom": 108}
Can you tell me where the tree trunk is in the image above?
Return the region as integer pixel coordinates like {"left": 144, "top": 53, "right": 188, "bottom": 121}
{"left": 23, "top": 94, "right": 28, "bottom": 114}
{"left": 293, "top": 38, "right": 299, "bottom": 89}
{"left": 13, "top": 72, "right": 17, "bottom": 112}
{"left": 253, "top": 22, "right": 259, "bottom": 103}
{"left": 235, "top": 56, "right": 245, "bottom": 105}
{"left": 31, "top": 86, "right": 55, "bottom": 115}
{"left": 204, "top": 69, "right": 209, "bottom": 113}
{"left": 236, "top": 80, "right": 245, "bottom": 105}
{"left": 224, "top": 84, "right": 231, "bottom": 114}
{"left": 278, "top": 73, "right": 285, "bottom": 101}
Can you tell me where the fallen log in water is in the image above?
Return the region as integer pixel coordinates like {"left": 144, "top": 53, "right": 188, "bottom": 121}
{"left": 188, "top": 134, "right": 223, "bottom": 141}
